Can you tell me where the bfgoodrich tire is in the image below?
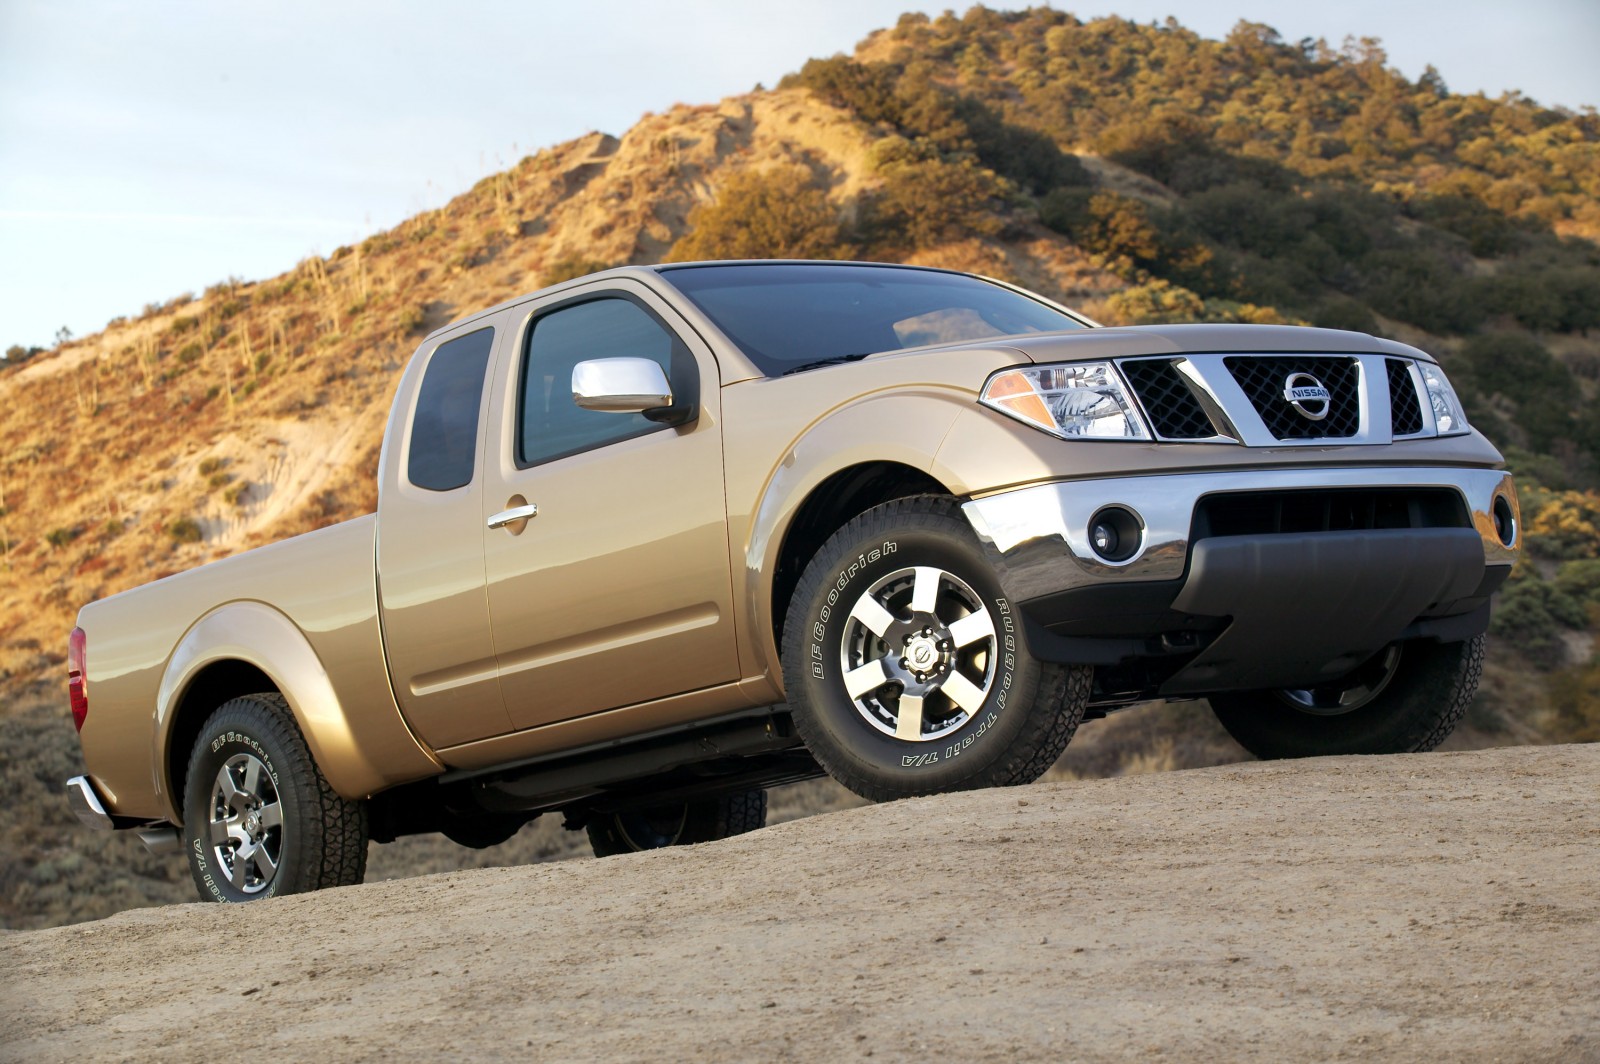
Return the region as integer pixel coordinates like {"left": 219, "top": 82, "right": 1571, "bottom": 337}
{"left": 781, "top": 496, "right": 1090, "bottom": 802}
{"left": 1208, "top": 635, "right": 1485, "bottom": 760}
{"left": 182, "top": 693, "right": 368, "bottom": 903}
{"left": 586, "top": 790, "right": 768, "bottom": 857}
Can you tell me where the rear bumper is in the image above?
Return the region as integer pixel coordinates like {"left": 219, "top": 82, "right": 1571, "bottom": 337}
{"left": 962, "top": 466, "right": 1518, "bottom": 695}
{"left": 66, "top": 775, "right": 115, "bottom": 830}
{"left": 66, "top": 775, "right": 183, "bottom": 853}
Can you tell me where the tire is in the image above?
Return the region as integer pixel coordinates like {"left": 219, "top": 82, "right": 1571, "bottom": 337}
{"left": 586, "top": 790, "right": 768, "bottom": 857}
{"left": 781, "top": 495, "right": 1090, "bottom": 802}
{"left": 1208, "top": 634, "right": 1485, "bottom": 760}
{"left": 182, "top": 693, "right": 368, "bottom": 903}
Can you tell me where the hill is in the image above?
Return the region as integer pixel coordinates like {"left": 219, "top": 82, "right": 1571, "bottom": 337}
{"left": 3, "top": 745, "right": 1597, "bottom": 1062}
{"left": 2, "top": 7, "right": 1597, "bottom": 931}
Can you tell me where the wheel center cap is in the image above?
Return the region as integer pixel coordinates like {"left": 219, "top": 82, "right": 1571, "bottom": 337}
{"left": 244, "top": 812, "right": 262, "bottom": 838}
{"left": 908, "top": 637, "right": 940, "bottom": 669}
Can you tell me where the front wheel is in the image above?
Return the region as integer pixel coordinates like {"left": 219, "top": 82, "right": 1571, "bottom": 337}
{"left": 586, "top": 790, "right": 768, "bottom": 857}
{"left": 1207, "top": 635, "right": 1485, "bottom": 759}
{"left": 782, "top": 496, "right": 1090, "bottom": 802}
{"left": 182, "top": 693, "right": 368, "bottom": 902}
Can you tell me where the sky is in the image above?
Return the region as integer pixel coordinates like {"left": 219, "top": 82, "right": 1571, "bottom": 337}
{"left": 2, "top": 0, "right": 1596, "bottom": 351}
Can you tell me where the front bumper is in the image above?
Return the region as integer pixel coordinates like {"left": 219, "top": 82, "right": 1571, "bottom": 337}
{"left": 962, "top": 466, "right": 1518, "bottom": 696}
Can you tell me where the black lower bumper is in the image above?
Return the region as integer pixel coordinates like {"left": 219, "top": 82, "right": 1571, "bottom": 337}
{"left": 1019, "top": 528, "right": 1508, "bottom": 697}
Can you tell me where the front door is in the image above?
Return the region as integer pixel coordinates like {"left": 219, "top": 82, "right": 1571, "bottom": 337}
{"left": 480, "top": 281, "right": 739, "bottom": 731}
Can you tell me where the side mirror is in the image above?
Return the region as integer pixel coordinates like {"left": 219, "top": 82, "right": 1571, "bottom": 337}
{"left": 571, "top": 358, "right": 673, "bottom": 414}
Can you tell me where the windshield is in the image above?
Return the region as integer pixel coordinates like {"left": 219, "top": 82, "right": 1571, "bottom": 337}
{"left": 660, "top": 263, "right": 1087, "bottom": 376}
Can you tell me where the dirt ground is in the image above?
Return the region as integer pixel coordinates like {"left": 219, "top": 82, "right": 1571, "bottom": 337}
{"left": 3, "top": 744, "right": 1596, "bottom": 1063}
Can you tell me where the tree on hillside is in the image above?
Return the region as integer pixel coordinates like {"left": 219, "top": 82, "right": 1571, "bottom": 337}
{"left": 665, "top": 167, "right": 852, "bottom": 263}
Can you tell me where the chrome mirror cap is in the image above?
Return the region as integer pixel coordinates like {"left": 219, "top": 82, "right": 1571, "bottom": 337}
{"left": 572, "top": 358, "right": 673, "bottom": 413}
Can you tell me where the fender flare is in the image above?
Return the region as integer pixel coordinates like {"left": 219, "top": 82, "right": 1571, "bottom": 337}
{"left": 740, "top": 390, "right": 973, "bottom": 678}
{"left": 153, "top": 600, "right": 394, "bottom": 819}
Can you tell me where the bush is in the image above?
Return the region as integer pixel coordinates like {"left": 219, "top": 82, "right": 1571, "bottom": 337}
{"left": 1101, "top": 279, "right": 1204, "bottom": 325}
{"left": 1524, "top": 490, "right": 1600, "bottom": 560}
{"left": 542, "top": 257, "right": 612, "bottom": 286}
{"left": 667, "top": 167, "right": 851, "bottom": 262}
{"left": 396, "top": 304, "right": 426, "bottom": 335}
{"left": 1490, "top": 572, "right": 1584, "bottom": 669}
{"left": 1360, "top": 249, "right": 1484, "bottom": 334}
{"left": 1041, "top": 190, "right": 1159, "bottom": 274}
{"left": 864, "top": 154, "right": 1006, "bottom": 251}
{"left": 1545, "top": 662, "right": 1600, "bottom": 743}
{"left": 1310, "top": 298, "right": 1380, "bottom": 334}
{"left": 168, "top": 518, "right": 203, "bottom": 544}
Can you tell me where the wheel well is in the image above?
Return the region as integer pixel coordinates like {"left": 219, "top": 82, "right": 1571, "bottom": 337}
{"left": 165, "top": 660, "right": 277, "bottom": 816}
{"left": 771, "top": 462, "right": 950, "bottom": 647}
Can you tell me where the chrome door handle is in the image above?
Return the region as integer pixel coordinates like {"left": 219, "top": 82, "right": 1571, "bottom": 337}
{"left": 487, "top": 503, "right": 539, "bottom": 530}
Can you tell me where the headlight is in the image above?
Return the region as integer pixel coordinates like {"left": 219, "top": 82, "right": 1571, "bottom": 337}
{"left": 1418, "top": 362, "right": 1469, "bottom": 436}
{"left": 980, "top": 363, "right": 1149, "bottom": 441}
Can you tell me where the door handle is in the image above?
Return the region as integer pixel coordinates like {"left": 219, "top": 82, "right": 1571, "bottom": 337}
{"left": 487, "top": 503, "right": 539, "bottom": 530}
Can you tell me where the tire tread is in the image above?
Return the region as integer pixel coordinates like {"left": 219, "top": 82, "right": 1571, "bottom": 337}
{"left": 783, "top": 495, "right": 1089, "bottom": 802}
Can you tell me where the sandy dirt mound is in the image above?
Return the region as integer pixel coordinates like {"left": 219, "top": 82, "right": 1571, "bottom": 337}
{"left": 3, "top": 744, "right": 1596, "bottom": 1062}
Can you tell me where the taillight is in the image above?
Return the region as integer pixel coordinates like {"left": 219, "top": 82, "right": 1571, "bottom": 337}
{"left": 68, "top": 626, "right": 88, "bottom": 732}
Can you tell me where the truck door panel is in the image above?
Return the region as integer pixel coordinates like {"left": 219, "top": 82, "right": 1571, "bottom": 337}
{"left": 482, "top": 285, "right": 739, "bottom": 731}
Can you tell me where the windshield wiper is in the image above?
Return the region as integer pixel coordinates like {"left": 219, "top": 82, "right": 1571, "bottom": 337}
{"left": 781, "top": 352, "right": 875, "bottom": 376}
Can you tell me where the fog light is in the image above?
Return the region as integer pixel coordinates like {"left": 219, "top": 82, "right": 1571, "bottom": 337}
{"left": 1492, "top": 495, "right": 1517, "bottom": 548}
{"left": 1088, "top": 506, "right": 1142, "bottom": 562}
{"left": 1091, "top": 521, "right": 1119, "bottom": 556}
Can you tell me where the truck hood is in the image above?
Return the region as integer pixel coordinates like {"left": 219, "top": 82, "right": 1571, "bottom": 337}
{"left": 1003, "top": 323, "right": 1434, "bottom": 365}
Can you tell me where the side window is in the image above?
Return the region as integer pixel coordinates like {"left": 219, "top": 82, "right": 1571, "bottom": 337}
{"left": 408, "top": 327, "right": 494, "bottom": 491}
{"left": 517, "top": 297, "right": 694, "bottom": 467}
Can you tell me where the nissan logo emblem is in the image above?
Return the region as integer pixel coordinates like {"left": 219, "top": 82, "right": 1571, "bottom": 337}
{"left": 1282, "top": 372, "right": 1331, "bottom": 421}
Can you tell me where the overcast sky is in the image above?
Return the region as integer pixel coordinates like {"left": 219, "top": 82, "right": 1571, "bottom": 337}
{"left": 2, "top": 0, "right": 1596, "bottom": 350}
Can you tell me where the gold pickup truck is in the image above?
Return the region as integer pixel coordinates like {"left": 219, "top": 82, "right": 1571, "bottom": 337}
{"left": 65, "top": 261, "right": 1519, "bottom": 903}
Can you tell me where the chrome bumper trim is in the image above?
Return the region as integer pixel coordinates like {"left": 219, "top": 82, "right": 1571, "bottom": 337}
{"left": 962, "top": 466, "right": 1519, "bottom": 602}
{"left": 66, "top": 775, "right": 115, "bottom": 831}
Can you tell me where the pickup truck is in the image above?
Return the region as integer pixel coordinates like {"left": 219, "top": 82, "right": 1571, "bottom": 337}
{"left": 66, "top": 260, "right": 1519, "bottom": 903}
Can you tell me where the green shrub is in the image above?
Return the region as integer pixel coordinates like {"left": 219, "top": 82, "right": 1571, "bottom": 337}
{"left": 864, "top": 155, "right": 1005, "bottom": 251}
{"left": 168, "top": 518, "right": 203, "bottom": 544}
{"left": 542, "top": 257, "right": 612, "bottom": 286}
{"left": 1310, "top": 298, "right": 1380, "bottom": 334}
{"left": 396, "top": 305, "right": 426, "bottom": 335}
{"left": 667, "top": 167, "right": 851, "bottom": 262}
{"left": 45, "top": 527, "right": 78, "bottom": 549}
{"left": 1101, "top": 279, "right": 1204, "bottom": 325}
{"left": 1490, "top": 573, "right": 1585, "bottom": 669}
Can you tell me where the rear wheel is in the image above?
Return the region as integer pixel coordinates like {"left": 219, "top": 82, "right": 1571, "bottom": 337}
{"left": 782, "top": 496, "right": 1089, "bottom": 802}
{"left": 1208, "top": 635, "right": 1484, "bottom": 759}
{"left": 586, "top": 790, "right": 768, "bottom": 857}
{"left": 182, "top": 693, "right": 368, "bottom": 902}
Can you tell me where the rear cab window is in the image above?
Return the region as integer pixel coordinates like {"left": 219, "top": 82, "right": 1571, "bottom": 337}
{"left": 408, "top": 327, "right": 494, "bottom": 491}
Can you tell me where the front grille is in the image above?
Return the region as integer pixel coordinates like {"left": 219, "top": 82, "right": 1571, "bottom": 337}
{"left": 1224, "top": 356, "right": 1360, "bottom": 440}
{"left": 1387, "top": 359, "right": 1424, "bottom": 436}
{"left": 1193, "top": 488, "right": 1469, "bottom": 540}
{"left": 1120, "top": 358, "right": 1215, "bottom": 439}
